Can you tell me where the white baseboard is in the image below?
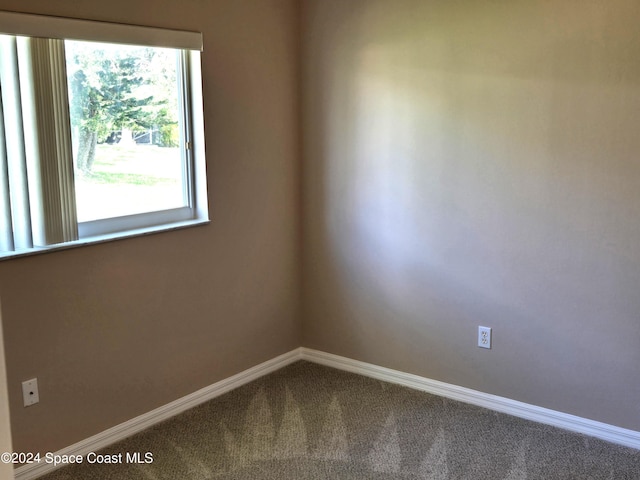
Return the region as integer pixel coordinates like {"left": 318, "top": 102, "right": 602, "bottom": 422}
{"left": 14, "top": 349, "right": 303, "bottom": 480}
{"left": 16, "top": 346, "right": 640, "bottom": 479}
{"left": 299, "top": 347, "right": 640, "bottom": 450}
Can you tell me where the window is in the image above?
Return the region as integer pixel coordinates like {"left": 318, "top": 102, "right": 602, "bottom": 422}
{"left": 0, "top": 11, "right": 208, "bottom": 258}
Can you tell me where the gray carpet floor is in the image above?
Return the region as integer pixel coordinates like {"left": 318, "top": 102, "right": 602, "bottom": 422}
{"left": 40, "top": 361, "right": 640, "bottom": 479}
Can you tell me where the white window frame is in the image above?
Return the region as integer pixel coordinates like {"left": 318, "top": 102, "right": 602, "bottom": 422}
{"left": 0, "top": 11, "right": 209, "bottom": 260}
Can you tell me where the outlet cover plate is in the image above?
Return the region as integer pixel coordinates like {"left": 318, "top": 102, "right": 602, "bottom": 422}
{"left": 478, "top": 326, "right": 492, "bottom": 349}
{"left": 22, "top": 378, "right": 39, "bottom": 407}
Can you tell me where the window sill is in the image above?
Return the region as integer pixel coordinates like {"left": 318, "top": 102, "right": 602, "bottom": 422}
{"left": 0, "top": 218, "right": 210, "bottom": 261}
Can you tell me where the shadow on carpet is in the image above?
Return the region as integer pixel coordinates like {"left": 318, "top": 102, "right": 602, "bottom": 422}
{"left": 39, "top": 361, "right": 640, "bottom": 479}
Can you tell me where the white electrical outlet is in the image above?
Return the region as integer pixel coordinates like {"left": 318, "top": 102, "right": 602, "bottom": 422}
{"left": 478, "top": 326, "right": 492, "bottom": 349}
{"left": 22, "top": 378, "right": 39, "bottom": 407}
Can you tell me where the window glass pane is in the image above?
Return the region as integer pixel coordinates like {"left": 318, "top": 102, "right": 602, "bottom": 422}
{"left": 65, "top": 40, "right": 186, "bottom": 222}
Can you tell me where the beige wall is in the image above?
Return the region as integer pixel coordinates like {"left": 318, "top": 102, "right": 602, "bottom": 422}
{"left": 301, "top": 0, "right": 640, "bottom": 430}
{"left": 0, "top": 0, "right": 301, "bottom": 454}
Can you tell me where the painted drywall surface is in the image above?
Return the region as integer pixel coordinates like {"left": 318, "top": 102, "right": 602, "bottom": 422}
{"left": 301, "top": 0, "right": 640, "bottom": 430}
{"left": 0, "top": 0, "right": 301, "bottom": 454}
